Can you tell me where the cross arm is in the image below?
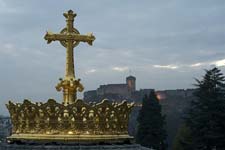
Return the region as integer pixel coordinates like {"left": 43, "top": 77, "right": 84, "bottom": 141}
{"left": 44, "top": 31, "right": 95, "bottom": 45}
{"left": 74, "top": 33, "right": 95, "bottom": 46}
{"left": 44, "top": 31, "right": 67, "bottom": 44}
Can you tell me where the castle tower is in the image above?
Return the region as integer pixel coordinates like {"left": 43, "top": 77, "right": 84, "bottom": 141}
{"left": 126, "top": 75, "right": 136, "bottom": 92}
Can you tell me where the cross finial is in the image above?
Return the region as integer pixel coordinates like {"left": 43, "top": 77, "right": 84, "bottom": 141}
{"left": 63, "top": 10, "right": 76, "bottom": 19}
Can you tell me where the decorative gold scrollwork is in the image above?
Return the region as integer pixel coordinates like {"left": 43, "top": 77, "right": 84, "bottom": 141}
{"left": 6, "top": 99, "right": 134, "bottom": 135}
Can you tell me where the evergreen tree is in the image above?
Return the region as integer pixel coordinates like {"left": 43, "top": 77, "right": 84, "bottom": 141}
{"left": 186, "top": 67, "right": 225, "bottom": 150}
{"left": 173, "top": 123, "right": 194, "bottom": 150}
{"left": 136, "top": 90, "right": 167, "bottom": 150}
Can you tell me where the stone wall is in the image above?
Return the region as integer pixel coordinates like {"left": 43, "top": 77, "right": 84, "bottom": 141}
{"left": 97, "top": 84, "right": 130, "bottom": 97}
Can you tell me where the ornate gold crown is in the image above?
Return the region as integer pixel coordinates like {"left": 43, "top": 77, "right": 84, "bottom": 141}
{"left": 7, "top": 99, "right": 133, "bottom": 135}
{"left": 6, "top": 99, "right": 134, "bottom": 143}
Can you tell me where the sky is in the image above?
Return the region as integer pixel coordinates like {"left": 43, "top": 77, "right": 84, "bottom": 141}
{"left": 0, "top": 0, "right": 225, "bottom": 115}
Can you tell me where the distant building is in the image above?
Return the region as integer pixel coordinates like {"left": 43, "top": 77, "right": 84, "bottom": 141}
{"left": 97, "top": 84, "right": 130, "bottom": 97}
{"left": 126, "top": 76, "right": 136, "bottom": 92}
{"left": 0, "top": 116, "right": 12, "bottom": 141}
{"left": 156, "top": 88, "right": 196, "bottom": 100}
{"left": 84, "top": 75, "right": 154, "bottom": 102}
{"left": 83, "top": 75, "right": 195, "bottom": 104}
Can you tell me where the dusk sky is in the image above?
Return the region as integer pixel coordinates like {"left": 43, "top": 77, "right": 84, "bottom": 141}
{"left": 0, "top": 0, "right": 225, "bottom": 115}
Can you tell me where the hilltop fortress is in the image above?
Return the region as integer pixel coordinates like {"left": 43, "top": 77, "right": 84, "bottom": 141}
{"left": 84, "top": 75, "right": 195, "bottom": 104}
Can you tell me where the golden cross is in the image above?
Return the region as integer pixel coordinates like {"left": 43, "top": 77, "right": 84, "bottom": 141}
{"left": 44, "top": 10, "right": 95, "bottom": 104}
{"left": 44, "top": 10, "right": 95, "bottom": 80}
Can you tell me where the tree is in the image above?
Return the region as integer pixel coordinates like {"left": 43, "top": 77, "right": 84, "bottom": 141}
{"left": 136, "top": 90, "right": 167, "bottom": 150}
{"left": 186, "top": 67, "right": 225, "bottom": 150}
{"left": 173, "top": 123, "right": 194, "bottom": 150}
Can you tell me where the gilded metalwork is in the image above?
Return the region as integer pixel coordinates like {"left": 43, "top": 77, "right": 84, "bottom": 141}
{"left": 44, "top": 10, "right": 95, "bottom": 104}
{"left": 6, "top": 10, "right": 134, "bottom": 143}
{"left": 6, "top": 99, "right": 134, "bottom": 135}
